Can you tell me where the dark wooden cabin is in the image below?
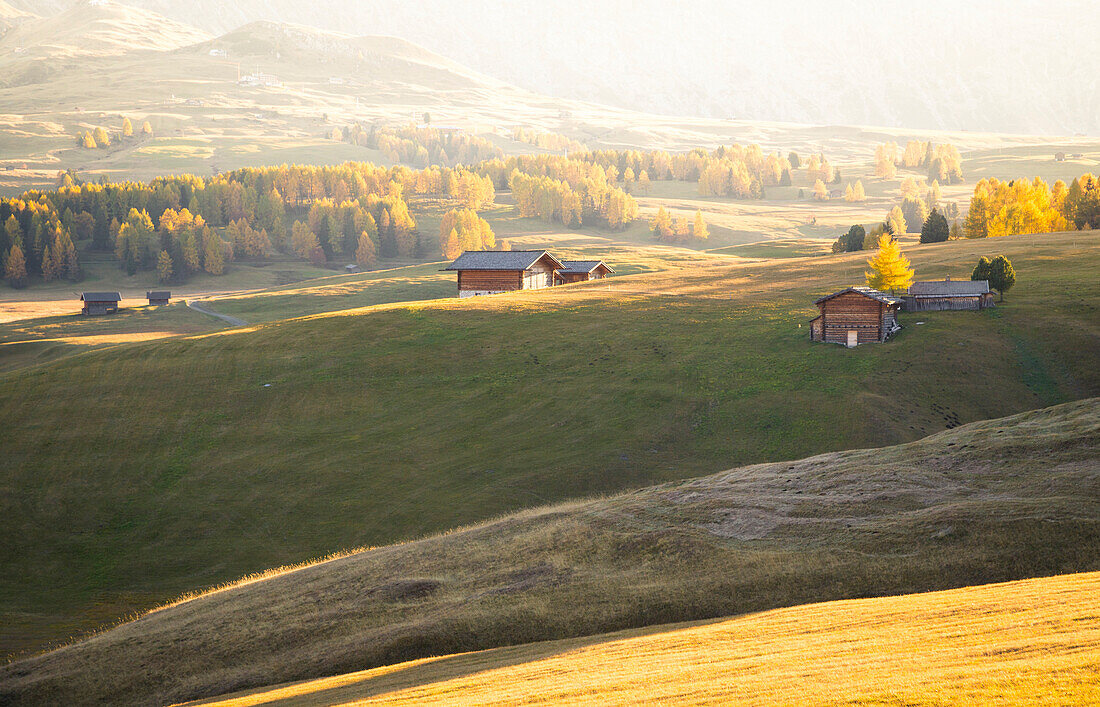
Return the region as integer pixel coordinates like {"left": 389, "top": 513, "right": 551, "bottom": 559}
{"left": 810, "top": 287, "right": 902, "bottom": 347}
{"left": 444, "top": 250, "right": 567, "bottom": 298}
{"left": 557, "top": 260, "right": 615, "bottom": 284}
{"left": 80, "top": 292, "right": 122, "bottom": 315}
{"left": 901, "top": 279, "right": 995, "bottom": 312}
{"left": 147, "top": 291, "right": 171, "bottom": 306}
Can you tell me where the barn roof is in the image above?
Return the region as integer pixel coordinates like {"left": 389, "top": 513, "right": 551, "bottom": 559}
{"left": 444, "top": 250, "right": 565, "bottom": 271}
{"left": 81, "top": 292, "right": 122, "bottom": 302}
{"left": 146, "top": 291, "right": 171, "bottom": 299}
{"left": 908, "top": 280, "right": 990, "bottom": 296}
{"left": 814, "top": 287, "right": 901, "bottom": 306}
{"left": 558, "top": 260, "right": 615, "bottom": 274}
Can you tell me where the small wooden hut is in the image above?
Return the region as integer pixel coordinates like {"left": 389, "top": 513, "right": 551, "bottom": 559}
{"left": 901, "top": 279, "right": 995, "bottom": 311}
{"left": 146, "top": 291, "right": 171, "bottom": 306}
{"left": 557, "top": 260, "right": 615, "bottom": 284}
{"left": 444, "top": 250, "right": 567, "bottom": 298}
{"left": 80, "top": 292, "right": 122, "bottom": 315}
{"left": 810, "top": 287, "right": 902, "bottom": 347}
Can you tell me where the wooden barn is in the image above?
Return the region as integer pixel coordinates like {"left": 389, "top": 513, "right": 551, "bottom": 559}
{"left": 444, "top": 250, "right": 567, "bottom": 297}
{"left": 901, "top": 279, "right": 995, "bottom": 312}
{"left": 809, "top": 287, "right": 902, "bottom": 347}
{"left": 557, "top": 260, "right": 615, "bottom": 284}
{"left": 80, "top": 292, "right": 121, "bottom": 315}
{"left": 146, "top": 291, "right": 171, "bottom": 306}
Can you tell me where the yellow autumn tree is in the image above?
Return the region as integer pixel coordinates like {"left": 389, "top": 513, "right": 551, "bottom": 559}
{"left": 865, "top": 235, "right": 914, "bottom": 293}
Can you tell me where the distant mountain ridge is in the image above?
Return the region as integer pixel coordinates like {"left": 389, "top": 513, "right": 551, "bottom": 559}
{"left": 9, "top": 0, "right": 1097, "bottom": 136}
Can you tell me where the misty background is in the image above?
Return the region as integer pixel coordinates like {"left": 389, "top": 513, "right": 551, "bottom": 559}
{"left": 7, "top": 0, "right": 1100, "bottom": 134}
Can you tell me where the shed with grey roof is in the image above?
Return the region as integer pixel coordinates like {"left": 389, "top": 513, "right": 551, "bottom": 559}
{"left": 557, "top": 260, "right": 615, "bottom": 284}
{"left": 80, "top": 292, "right": 122, "bottom": 315}
{"left": 809, "top": 287, "right": 902, "bottom": 347}
{"left": 444, "top": 250, "right": 567, "bottom": 297}
{"left": 902, "top": 278, "right": 995, "bottom": 311}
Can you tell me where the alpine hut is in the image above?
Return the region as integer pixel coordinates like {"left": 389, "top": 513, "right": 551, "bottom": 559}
{"left": 809, "top": 287, "right": 902, "bottom": 347}
{"left": 901, "top": 278, "right": 995, "bottom": 312}
{"left": 444, "top": 250, "right": 567, "bottom": 297}
{"left": 146, "top": 291, "right": 171, "bottom": 306}
{"left": 556, "top": 260, "right": 615, "bottom": 284}
{"left": 80, "top": 292, "right": 122, "bottom": 315}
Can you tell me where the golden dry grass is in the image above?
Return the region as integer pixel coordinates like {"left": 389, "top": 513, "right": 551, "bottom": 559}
{"left": 186, "top": 571, "right": 1100, "bottom": 706}
{"left": 3, "top": 397, "right": 1097, "bottom": 705}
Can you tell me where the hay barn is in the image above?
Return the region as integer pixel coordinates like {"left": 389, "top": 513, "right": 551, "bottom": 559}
{"left": 810, "top": 287, "right": 902, "bottom": 347}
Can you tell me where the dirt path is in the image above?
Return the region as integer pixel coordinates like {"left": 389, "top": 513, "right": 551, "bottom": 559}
{"left": 187, "top": 300, "right": 248, "bottom": 327}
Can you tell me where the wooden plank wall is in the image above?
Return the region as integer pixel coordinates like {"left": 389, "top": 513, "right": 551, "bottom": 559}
{"left": 458, "top": 270, "right": 523, "bottom": 291}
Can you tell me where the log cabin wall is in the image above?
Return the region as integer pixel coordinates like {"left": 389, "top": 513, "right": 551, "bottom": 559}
{"left": 458, "top": 270, "right": 523, "bottom": 292}
{"left": 817, "top": 292, "right": 886, "bottom": 344}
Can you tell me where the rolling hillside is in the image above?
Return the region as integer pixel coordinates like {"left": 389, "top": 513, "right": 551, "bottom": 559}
{"left": 0, "top": 231, "right": 1097, "bottom": 663}
{"left": 2, "top": 397, "right": 1097, "bottom": 705}
{"left": 188, "top": 572, "right": 1100, "bottom": 706}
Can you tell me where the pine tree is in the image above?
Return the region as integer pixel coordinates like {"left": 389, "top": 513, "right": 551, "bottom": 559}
{"left": 41, "top": 242, "right": 63, "bottom": 281}
{"left": 812, "top": 179, "right": 828, "bottom": 201}
{"left": 93, "top": 127, "right": 110, "bottom": 148}
{"left": 844, "top": 183, "right": 855, "bottom": 202}
{"left": 202, "top": 230, "right": 225, "bottom": 275}
{"left": 5, "top": 244, "right": 27, "bottom": 289}
{"left": 82, "top": 131, "right": 97, "bottom": 149}
{"left": 865, "top": 235, "right": 914, "bottom": 293}
{"left": 142, "top": 121, "right": 153, "bottom": 137}
{"left": 122, "top": 118, "right": 134, "bottom": 138}
{"left": 650, "top": 206, "right": 673, "bottom": 241}
{"left": 355, "top": 232, "right": 377, "bottom": 267}
{"left": 157, "top": 250, "right": 173, "bottom": 284}
{"left": 692, "top": 210, "right": 709, "bottom": 241}
{"left": 787, "top": 151, "right": 800, "bottom": 169}
{"left": 887, "top": 206, "right": 907, "bottom": 235}
{"left": 442, "top": 228, "right": 462, "bottom": 259}
{"left": 949, "top": 220, "right": 962, "bottom": 240}
{"left": 853, "top": 180, "right": 866, "bottom": 201}
{"left": 971, "top": 256, "right": 992, "bottom": 282}
{"left": 4, "top": 215, "right": 23, "bottom": 249}
{"left": 919, "top": 208, "right": 950, "bottom": 243}
{"left": 988, "top": 255, "right": 1016, "bottom": 301}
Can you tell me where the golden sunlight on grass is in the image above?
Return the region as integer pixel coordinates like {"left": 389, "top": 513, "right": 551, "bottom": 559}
{"left": 190, "top": 572, "right": 1100, "bottom": 707}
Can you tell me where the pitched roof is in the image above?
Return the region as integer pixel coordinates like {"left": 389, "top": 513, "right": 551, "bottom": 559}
{"left": 908, "top": 280, "right": 990, "bottom": 296}
{"left": 559, "top": 260, "right": 615, "bottom": 274}
{"left": 81, "top": 292, "right": 121, "bottom": 302}
{"left": 814, "top": 286, "right": 901, "bottom": 306}
{"left": 443, "top": 250, "right": 565, "bottom": 271}
{"left": 146, "top": 291, "right": 171, "bottom": 299}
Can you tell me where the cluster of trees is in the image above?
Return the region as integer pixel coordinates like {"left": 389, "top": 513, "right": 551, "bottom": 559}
{"left": 511, "top": 128, "right": 585, "bottom": 153}
{"left": 650, "top": 207, "right": 708, "bottom": 244}
{"left": 343, "top": 124, "right": 503, "bottom": 167}
{"left": 1, "top": 197, "right": 81, "bottom": 289}
{"left": 500, "top": 155, "right": 638, "bottom": 230}
{"left": 964, "top": 174, "right": 1100, "bottom": 238}
{"left": 843, "top": 180, "right": 867, "bottom": 202}
{"left": 972, "top": 255, "right": 1016, "bottom": 301}
{"left": 76, "top": 118, "right": 153, "bottom": 149}
{"left": 804, "top": 154, "right": 839, "bottom": 185}
{"left": 874, "top": 141, "right": 963, "bottom": 183}
{"left": 439, "top": 208, "right": 495, "bottom": 258}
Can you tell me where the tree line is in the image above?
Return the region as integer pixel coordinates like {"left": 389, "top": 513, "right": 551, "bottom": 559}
{"left": 875, "top": 141, "right": 963, "bottom": 184}
{"left": 343, "top": 124, "right": 503, "bottom": 168}
{"left": 964, "top": 174, "right": 1100, "bottom": 238}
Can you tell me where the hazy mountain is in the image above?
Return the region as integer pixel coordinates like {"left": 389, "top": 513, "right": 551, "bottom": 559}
{"left": 10, "top": 0, "right": 1095, "bottom": 136}
{"left": 0, "top": 0, "right": 208, "bottom": 59}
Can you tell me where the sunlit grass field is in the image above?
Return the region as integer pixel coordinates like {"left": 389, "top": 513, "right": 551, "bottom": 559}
{"left": 4, "top": 396, "right": 1096, "bottom": 705}
{"left": 0, "top": 231, "right": 1096, "bottom": 661}
{"left": 189, "top": 572, "right": 1100, "bottom": 706}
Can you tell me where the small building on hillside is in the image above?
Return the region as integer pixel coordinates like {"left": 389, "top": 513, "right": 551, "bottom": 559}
{"left": 444, "top": 250, "right": 567, "bottom": 298}
{"left": 809, "top": 287, "right": 902, "bottom": 347}
{"left": 81, "top": 292, "right": 122, "bottom": 316}
{"left": 557, "top": 260, "right": 615, "bottom": 284}
{"left": 901, "top": 279, "right": 995, "bottom": 312}
{"left": 147, "top": 291, "right": 171, "bottom": 306}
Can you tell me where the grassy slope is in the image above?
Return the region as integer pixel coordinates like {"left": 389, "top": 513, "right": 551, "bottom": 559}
{"left": 0, "top": 232, "right": 1097, "bottom": 660}
{"left": 3, "top": 397, "right": 1097, "bottom": 705}
{"left": 189, "top": 572, "right": 1100, "bottom": 706}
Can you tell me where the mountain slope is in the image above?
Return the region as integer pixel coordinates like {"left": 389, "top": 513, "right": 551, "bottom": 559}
{"left": 2, "top": 397, "right": 1097, "bottom": 705}
{"left": 0, "top": 0, "right": 209, "bottom": 59}
{"left": 189, "top": 572, "right": 1100, "bottom": 706}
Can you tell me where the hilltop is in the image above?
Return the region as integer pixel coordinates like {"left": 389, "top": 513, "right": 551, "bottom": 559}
{"left": 0, "top": 0, "right": 209, "bottom": 59}
{"left": 0, "top": 231, "right": 1097, "bottom": 660}
{"left": 3, "top": 397, "right": 1097, "bottom": 704}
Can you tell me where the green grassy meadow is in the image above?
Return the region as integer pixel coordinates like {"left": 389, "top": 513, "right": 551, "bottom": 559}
{"left": 0, "top": 230, "right": 1097, "bottom": 659}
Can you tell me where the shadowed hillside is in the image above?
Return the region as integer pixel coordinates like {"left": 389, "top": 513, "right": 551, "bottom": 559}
{"left": 2, "top": 398, "right": 1097, "bottom": 705}
{"left": 0, "top": 232, "right": 1097, "bottom": 659}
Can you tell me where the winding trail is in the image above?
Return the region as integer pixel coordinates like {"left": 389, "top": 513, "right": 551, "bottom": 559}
{"left": 186, "top": 300, "right": 249, "bottom": 327}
